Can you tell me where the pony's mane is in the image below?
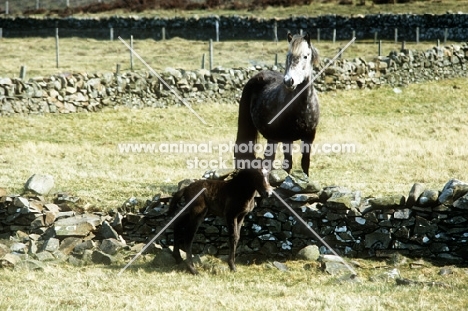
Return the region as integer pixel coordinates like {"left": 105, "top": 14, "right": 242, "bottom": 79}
{"left": 289, "top": 34, "right": 320, "bottom": 65}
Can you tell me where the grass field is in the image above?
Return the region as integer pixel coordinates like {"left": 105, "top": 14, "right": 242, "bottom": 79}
{"left": 1, "top": 259, "right": 467, "bottom": 310}
{"left": 1, "top": 78, "right": 467, "bottom": 211}
{"left": 0, "top": 36, "right": 457, "bottom": 79}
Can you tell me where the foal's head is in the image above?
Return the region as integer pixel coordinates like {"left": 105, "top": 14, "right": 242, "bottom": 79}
{"left": 283, "top": 32, "right": 319, "bottom": 91}
{"left": 233, "top": 168, "right": 273, "bottom": 198}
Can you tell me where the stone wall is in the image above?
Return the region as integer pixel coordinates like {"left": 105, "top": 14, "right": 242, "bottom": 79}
{"left": 1, "top": 42, "right": 468, "bottom": 115}
{"left": 1, "top": 14, "right": 468, "bottom": 41}
{"left": 0, "top": 171, "right": 467, "bottom": 268}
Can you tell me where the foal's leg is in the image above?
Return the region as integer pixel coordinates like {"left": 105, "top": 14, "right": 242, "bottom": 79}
{"left": 226, "top": 209, "right": 248, "bottom": 272}
{"left": 172, "top": 223, "right": 184, "bottom": 264}
{"left": 184, "top": 211, "right": 207, "bottom": 275}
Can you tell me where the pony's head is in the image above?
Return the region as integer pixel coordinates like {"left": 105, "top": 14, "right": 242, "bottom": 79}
{"left": 283, "top": 32, "right": 319, "bottom": 91}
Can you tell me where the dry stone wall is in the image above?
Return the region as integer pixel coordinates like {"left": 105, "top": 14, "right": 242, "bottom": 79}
{"left": 0, "top": 170, "right": 467, "bottom": 269}
{"left": 1, "top": 42, "right": 468, "bottom": 115}
{"left": 1, "top": 14, "right": 468, "bottom": 41}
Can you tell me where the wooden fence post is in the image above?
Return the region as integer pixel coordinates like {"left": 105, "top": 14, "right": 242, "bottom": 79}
{"left": 209, "top": 39, "right": 213, "bottom": 71}
{"left": 55, "top": 28, "right": 59, "bottom": 69}
{"left": 394, "top": 28, "right": 398, "bottom": 43}
{"left": 116, "top": 64, "right": 120, "bottom": 75}
{"left": 215, "top": 20, "right": 219, "bottom": 42}
{"left": 19, "top": 66, "right": 26, "bottom": 80}
{"left": 130, "top": 35, "right": 134, "bottom": 71}
{"left": 374, "top": 32, "right": 378, "bottom": 44}
{"left": 378, "top": 40, "right": 382, "bottom": 56}
{"left": 333, "top": 29, "right": 336, "bottom": 44}
{"left": 162, "top": 27, "right": 165, "bottom": 40}
{"left": 444, "top": 28, "right": 448, "bottom": 44}
{"left": 110, "top": 26, "right": 113, "bottom": 41}
{"left": 5, "top": 1, "right": 9, "bottom": 14}
{"left": 273, "top": 21, "right": 278, "bottom": 42}
{"left": 416, "top": 27, "right": 419, "bottom": 44}
{"left": 201, "top": 53, "right": 205, "bottom": 69}
{"left": 317, "top": 28, "right": 320, "bottom": 43}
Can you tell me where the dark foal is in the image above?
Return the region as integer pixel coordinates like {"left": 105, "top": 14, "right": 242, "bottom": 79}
{"left": 168, "top": 168, "right": 273, "bottom": 275}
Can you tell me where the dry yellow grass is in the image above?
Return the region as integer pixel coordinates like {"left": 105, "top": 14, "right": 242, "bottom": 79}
{"left": 0, "top": 36, "right": 456, "bottom": 78}
{"left": 1, "top": 78, "right": 467, "bottom": 210}
{"left": 1, "top": 258, "right": 467, "bottom": 310}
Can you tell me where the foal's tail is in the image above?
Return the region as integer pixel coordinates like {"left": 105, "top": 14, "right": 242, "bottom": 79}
{"left": 167, "top": 188, "right": 185, "bottom": 217}
{"left": 234, "top": 77, "right": 260, "bottom": 167}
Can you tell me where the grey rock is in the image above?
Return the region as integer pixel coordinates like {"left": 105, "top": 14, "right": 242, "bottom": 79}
{"left": 111, "top": 212, "right": 124, "bottom": 235}
{"left": 100, "top": 220, "right": 120, "bottom": 239}
{"left": 68, "top": 255, "right": 86, "bottom": 267}
{"left": 326, "top": 191, "right": 361, "bottom": 211}
{"left": 1, "top": 253, "right": 21, "bottom": 268}
{"left": 58, "top": 237, "right": 83, "bottom": 255}
{"left": 406, "top": 183, "right": 425, "bottom": 208}
{"left": 453, "top": 193, "right": 468, "bottom": 210}
{"left": 15, "top": 259, "right": 45, "bottom": 271}
{"left": 280, "top": 171, "right": 309, "bottom": 192}
{"left": 42, "top": 238, "right": 60, "bottom": 252}
{"left": 393, "top": 208, "right": 412, "bottom": 220}
{"left": 14, "top": 197, "right": 30, "bottom": 209}
{"left": 35, "top": 251, "right": 55, "bottom": 261}
{"left": 91, "top": 250, "right": 116, "bottom": 265}
{"left": 272, "top": 261, "right": 288, "bottom": 271}
{"left": 296, "top": 245, "right": 320, "bottom": 261}
{"left": 0, "top": 243, "right": 10, "bottom": 258}
{"left": 100, "top": 238, "right": 125, "bottom": 255}
{"left": 413, "top": 216, "right": 438, "bottom": 236}
{"left": 369, "top": 195, "right": 405, "bottom": 210}
{"left": 24, "top": 174, "right": 55, "bottom": 195}
{"left": 417, "top": 189, "right": 439, "bottom": 207}
{"left": 269, "top": 169, "right": 289, "bottom": 186}
{"left": 73, "top": 240, "right": 95, "bottom": 255}
{"left": 152, "top": 248, "right": 177, "bottom": 267}
{"left": 365, "top": 231, "right": 392, "bottom": 249}
{"left": 439, "top": 179, "right": 468, "bottom": 204}
{"left": 321, "top": 261, "right": 350, "bottom": 275}
{"left": 10, "top": 242, "right": 28, "bottom": 254}
{"left": 54, "top": 213, "right": 102, "bottom": 237}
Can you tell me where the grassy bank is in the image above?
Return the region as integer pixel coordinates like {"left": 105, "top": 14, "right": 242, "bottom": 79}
{"left": 1, "top": 78, "right": 467, "bottom": 211}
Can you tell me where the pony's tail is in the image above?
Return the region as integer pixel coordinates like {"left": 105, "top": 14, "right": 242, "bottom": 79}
{"left": 234, "top": 79, "right": 259, "bottom": 167}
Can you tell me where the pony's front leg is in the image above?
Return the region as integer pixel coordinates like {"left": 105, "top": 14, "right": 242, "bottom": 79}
{"left": 282, "top": 142, "right": 293, "bottom": 173}
{"left": 264, "top": 140, "right": 278, "bottom": 170}
{"left": 301, "top": 136, "right": 314, "bottom": 176}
